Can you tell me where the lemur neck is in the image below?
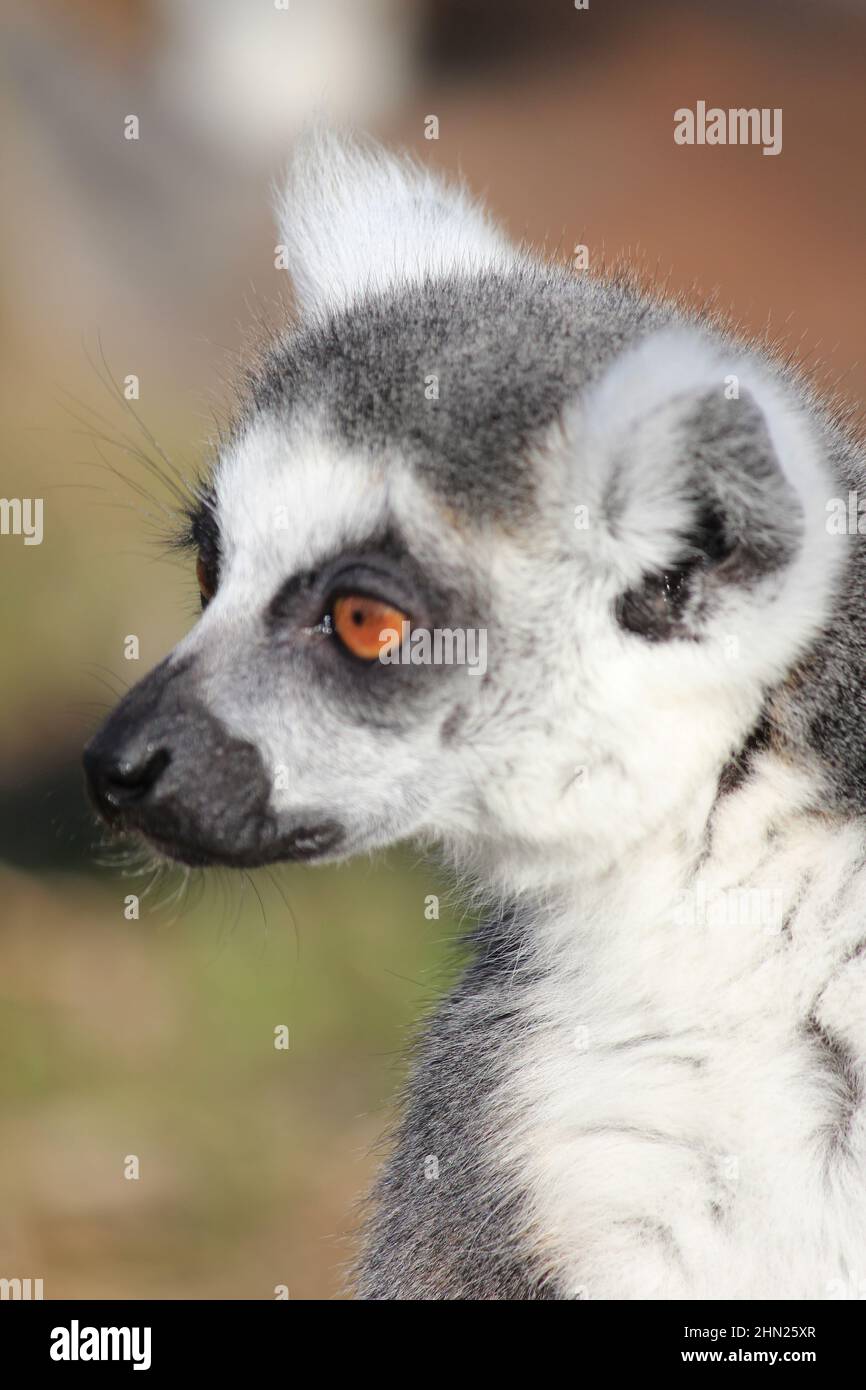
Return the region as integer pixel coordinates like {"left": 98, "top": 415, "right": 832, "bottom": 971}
{"left": 478, "top": 748, "right": 833, "bottom": 959}
{"left": 523, "top": 750, "right": 848, "bottom": 986}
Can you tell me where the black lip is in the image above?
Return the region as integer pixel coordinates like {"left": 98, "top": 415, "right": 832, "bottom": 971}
{"left": 138, "top": 820, "right": 346, "bottom": 869}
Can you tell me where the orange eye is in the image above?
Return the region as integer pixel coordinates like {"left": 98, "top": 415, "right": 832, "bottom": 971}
{"left": 196, "top": 553, "right": 216, "bottom": 605}
{"left": 332, "top": 594, "right": 408, "bottom": 661}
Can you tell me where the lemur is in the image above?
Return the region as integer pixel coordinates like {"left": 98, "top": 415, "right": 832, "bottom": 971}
{"left": 84, "top": 132, "right": 866, "bottom": 1300}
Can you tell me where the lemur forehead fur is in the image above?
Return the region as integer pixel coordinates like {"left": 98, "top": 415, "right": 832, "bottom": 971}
{"left": 85, "top": 131, "right": 866, "bottom": 1299}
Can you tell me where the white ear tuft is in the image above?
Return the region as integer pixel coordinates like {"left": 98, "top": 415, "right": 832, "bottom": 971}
{"left": 275, "top": 128, "right": 516, "bottom": 318}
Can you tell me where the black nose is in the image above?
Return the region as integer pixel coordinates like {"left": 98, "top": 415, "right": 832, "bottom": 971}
{"left": 84, "top": 744, "right": 171, "bottom": 819}
{"left": 82, "top": 656, "right": 284, "bottom": 867}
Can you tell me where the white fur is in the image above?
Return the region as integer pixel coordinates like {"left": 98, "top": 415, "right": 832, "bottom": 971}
{"left": 276, "top": 129, "right": 516, "bottom": 318}
{"left": 501, "top": 756, "right": 866, "bottom": 1298}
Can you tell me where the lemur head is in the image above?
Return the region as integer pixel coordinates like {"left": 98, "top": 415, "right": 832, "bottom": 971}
{"left": 84, "top": 133, "right": 841, "bottom": 888}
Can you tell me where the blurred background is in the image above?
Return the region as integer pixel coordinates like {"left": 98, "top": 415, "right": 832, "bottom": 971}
{"left": 1, "top": 0, "right": 865, "bottom": 1299}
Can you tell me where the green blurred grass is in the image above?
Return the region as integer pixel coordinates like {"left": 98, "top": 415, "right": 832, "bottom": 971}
{"left": 0, "top": 857, "right": 467, "bottom": 1298}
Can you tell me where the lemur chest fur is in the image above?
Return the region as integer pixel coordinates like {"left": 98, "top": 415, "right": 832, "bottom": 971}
{"left": 504, "top": 757, "right": 866, "bottom": 1299}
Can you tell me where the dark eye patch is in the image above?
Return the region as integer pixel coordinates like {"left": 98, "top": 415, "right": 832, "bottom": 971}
{"left": 260, "top": 530, "right": 484, "bottom": 725}
{"left": 266, "top": 529, "right": 432, "bottom": 634}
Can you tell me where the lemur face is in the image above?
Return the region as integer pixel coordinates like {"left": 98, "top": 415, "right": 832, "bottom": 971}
{"left": 84, "top": 134, "right": 841, "bottom": 881}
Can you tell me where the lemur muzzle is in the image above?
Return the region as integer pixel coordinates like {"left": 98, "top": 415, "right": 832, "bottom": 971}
{"left": 83, "top": 657, "right": 341, "bottom": 866}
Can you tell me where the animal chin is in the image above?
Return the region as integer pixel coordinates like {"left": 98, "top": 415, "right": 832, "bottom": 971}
{"left": 140, "top": 820, "right": 346, "bottom": 869}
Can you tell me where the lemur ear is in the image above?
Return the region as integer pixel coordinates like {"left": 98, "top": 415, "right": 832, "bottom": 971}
{"left": 275, "top": 128, "right": 516, "bottom": 319}
{"left": 576, "top": 329, "right": 811, "bottom": 641}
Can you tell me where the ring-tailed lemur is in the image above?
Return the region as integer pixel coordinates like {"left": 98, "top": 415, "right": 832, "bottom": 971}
{"left": 84, "top": 132, "right": 866, "bottom": 1300}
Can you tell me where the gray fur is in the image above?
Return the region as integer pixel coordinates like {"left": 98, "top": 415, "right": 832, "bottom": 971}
{"left": 771, "top": 427, "right": 866, "bottom": 815}
{"left": 356, "top": 913, "right": 557, "bottom": 1300}
{"left": 247, "top": 264, "right": 673, "bottom": 522}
